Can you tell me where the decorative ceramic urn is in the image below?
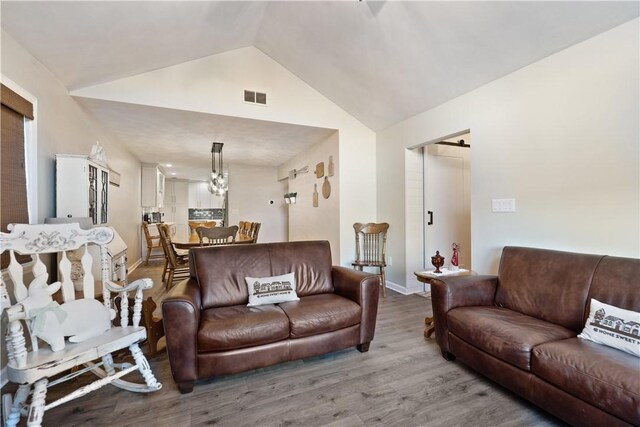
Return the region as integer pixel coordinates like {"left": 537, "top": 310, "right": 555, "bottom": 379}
{"left": 431, "top": 251, "right": 445, "bottom": 274}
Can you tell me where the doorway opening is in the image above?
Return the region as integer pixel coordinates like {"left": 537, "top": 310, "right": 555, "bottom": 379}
{"left": 423, "top": 132, "right": 471, "bottom": 274}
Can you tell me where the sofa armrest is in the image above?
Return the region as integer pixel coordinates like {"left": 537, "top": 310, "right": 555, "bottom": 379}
{"left": 332, "top": 266, "right": 380, "bottom": 345}
{"left": 431, "top": 275, "right": 498, "bottom": 358}
{"left": 161, "top": 278, "right": 201, "bottom": 384}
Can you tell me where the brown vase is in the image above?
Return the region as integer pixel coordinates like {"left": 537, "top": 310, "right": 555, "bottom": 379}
{"left": 431, "top": 251, "right": 445, "bottom": 274}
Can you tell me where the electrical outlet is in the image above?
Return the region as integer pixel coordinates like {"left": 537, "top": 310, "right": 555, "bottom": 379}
{"left": 492, "top": 198, "right": 516, "bottom": 213}
{"left": 387, "top": 256, "right": 392, "bottom": 266}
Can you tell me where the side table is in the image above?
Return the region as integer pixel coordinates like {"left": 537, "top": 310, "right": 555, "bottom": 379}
{"left": 414, "top": 269, "right": 476, "bottom": 339}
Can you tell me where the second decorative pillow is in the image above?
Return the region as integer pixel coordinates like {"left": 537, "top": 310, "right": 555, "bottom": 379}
{"left": 245, "top": 272, "right": 299, "bottom": 307}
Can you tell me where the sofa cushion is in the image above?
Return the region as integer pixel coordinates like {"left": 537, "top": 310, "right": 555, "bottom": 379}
{"left": 198, "top": 305, "right": 289, "bottom": 352}
{"left": 448, "top": 306, "right": 575, "bottom": 370}
{"left": 192, "top": 244, "right": 273, "bottom": 309}
{"left": 532, "top": 338, "right": 640, "bottom": 426}
{"left": 278, "top": 294, "right": 361, "bottom": 339}
{"left": 268, "top": 241, "right": 334, "bottom": 297}
{"left": 495, "top": 246, "right": 603, "bottom": 332}
{"left": 585, "top": 256, "right": 640, "bottom": 322}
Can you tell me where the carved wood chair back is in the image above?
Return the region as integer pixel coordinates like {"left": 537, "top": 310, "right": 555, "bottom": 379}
{"left": 238, "top": 221, "right": 249, "bottom": 236}
{"left": 0, "top": 223, "right": 161, "bottom": 427}
{"left": 188, "top": 221, "right": 216, "bottom": 236}
{"left": 250, "top": 222, "right": 261, "bottom": 243}
{"left": 197, "top": 225, "right": 238, "bottom": 246}
{"left": 142, "top": 221, "right": 163, "bottom": 264}
{"left": 238, "top": 221, "right": 261, "bottom": 243}
{"left": 352, "top": 222, "right": 390, "bottom": 298}
{"left": 157, "top": 223, "right": 189, "bottom": 289}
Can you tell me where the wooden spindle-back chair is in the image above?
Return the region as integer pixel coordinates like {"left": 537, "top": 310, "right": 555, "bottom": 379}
{"left": 238, "top": 221, "right": 250, "bottom": 237}
{"left": 352, "top": 222, "right": 389, "bottom": 298}
{"left": 250, "top": 222, "right": 261, "bottom": 243}
{"left": 197, "top": 225, "right": 238, "bottom": 246}
{"left": 157, "top": 223, "right": 189, "bottom": 289}
{"left": 142, "top": 221, "right": 163, "bottom": 264}
{"left": 238, "top": 221, "right": 261, "bottom": 243}
{"left": 0, "top": 223, "right": 161, "bottom": 427}
{"left": 188, "top": 221, "right": 216, "bottom": 236}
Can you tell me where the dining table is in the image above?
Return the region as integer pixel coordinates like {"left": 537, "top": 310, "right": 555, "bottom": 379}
{"left": 172, "top": 233, "right": 255, "bottom": 250}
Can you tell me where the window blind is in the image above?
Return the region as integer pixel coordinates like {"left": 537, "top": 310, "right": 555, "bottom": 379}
{"left": 1, "top": 84, "right": 33, "bottom": 269}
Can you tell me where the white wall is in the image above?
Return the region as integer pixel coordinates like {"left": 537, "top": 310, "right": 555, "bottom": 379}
{"left": 279, "top": 132, "right": 340, "bottom": 263}
{"left": 378, "top": 18, "right": 640, "bottom": 289}
{"left": 227, "top": 164, "right": 288, "bottom": 243}
{"left": 1, "top": 30, "right": 143, "bottom": 262}
{"left": 71, "top": 46, "right": 377, "bottom": 266}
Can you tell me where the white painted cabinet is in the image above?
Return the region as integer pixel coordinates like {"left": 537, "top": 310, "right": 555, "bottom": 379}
{"left": 162, "top": 180, "right": 189, "bottom": 237}
{"left": 56, "top": 154, "right": 109, "bottom": 225}
{"left": 188, "top": 182, "right": 225, "bottom": 208}
{"left": 141, "top": 164, "right": 165, "bottom": 208}
{"left": 164, "top": 180, "right": 189, "bottom": 205}
{"left": 188, "top": 182, "right": 210, "bottom": 208}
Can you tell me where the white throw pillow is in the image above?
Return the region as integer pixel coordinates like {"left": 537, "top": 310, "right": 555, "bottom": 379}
{"left": 578, "top": 298, "right": 640, "bottom": 357}
{"left": 245, "top": 272, "right": 299, "bottom": 307}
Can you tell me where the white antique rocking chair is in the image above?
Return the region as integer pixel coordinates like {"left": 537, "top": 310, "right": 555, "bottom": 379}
{"left": 0, "top": 223, "right": 162, "bottom": 427}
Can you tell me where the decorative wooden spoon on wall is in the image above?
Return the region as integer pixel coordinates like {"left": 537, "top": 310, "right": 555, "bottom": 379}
{"left": 322, "top": 176, "right": 331, "bottom": 199}
{"left": 313, "top": 184, "right": 319, "bottom": 207}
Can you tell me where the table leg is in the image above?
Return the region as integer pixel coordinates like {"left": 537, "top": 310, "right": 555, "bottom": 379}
{"left": 424, "top": 316, "right": 435, "bottom": 339}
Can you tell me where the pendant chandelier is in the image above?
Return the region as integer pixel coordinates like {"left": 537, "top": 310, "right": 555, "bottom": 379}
{"left": 208, "top": 142, "right": 228, "bottom": 196}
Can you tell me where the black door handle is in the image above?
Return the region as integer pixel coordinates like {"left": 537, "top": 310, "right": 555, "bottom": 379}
{"left": 427, "top": 211, "right": 433, "bottom": 225}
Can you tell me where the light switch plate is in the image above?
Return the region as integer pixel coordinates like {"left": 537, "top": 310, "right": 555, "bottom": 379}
{"left": 492, "top": 198, "right": 516, "bottom": 213}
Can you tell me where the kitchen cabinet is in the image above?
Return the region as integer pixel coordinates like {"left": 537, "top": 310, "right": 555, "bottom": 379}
{"left": 164, "top": 180, "right": 189, "bottom": 205}
{"left": 163, "top": 180, "right": 189, "bottom": 237}
{"left": 141, "top": 164, "right": 165, "bottom": 208}
{"left": 188, "top": 182, "right": 225, "bottom": 208}
{"left": 188, "top": 182, "right": 210, "bottom": 208}
{"left": 56, "top": 154, "right": 109, "bottom": 225}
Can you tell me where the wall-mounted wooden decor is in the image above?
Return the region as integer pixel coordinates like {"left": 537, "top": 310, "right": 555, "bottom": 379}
{"left": 315, "top": 162, "right": 324, "bottom": 178}
{"left": 328, "top": 156, "right": 334, "bottom": 177}
{"left": 322, "top": 176, "right": 331, "bottom": 199}
{"left": 313, "top": 184, "right": 319, "bottom": 207}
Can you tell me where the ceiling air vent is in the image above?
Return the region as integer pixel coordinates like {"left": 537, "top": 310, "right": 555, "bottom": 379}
{"left": 243, "top": 90, "right": 267, "bottom": 106}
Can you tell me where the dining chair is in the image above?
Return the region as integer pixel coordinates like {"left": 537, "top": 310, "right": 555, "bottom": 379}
{"left": 352, "top": 222, "right": 390, "bottom": 298}
{"left": 238, "top": 221, "right": 249, "bottom": 238}
{"left": 157, "top": 223, "right": 189, "bottom": 290}
{"left": 142, "top": 221, "right": 164, "bottom": 265}
{"left": 238, "top": 221, "right": 260, "bottom": 243}
{"left": 188, "top": 221, "right": 216, "bottom": 237}
{"left": 250, "top": 222, "right": 261, "bottom": 243}
{"left": 197, "top": 225, "right": 238, "bottom": 246}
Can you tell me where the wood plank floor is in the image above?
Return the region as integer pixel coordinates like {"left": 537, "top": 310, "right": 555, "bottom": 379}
{"left": 4, "top": 260, "right": 565, "bottom": 426}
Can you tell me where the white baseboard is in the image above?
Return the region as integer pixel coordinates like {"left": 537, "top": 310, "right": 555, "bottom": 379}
{"left": 128, "top": 258, "right": 143, "bottom": 273}
{"left": 385, "top": 281, "right": 410, "bottom": 295}
{"left": 386, "top": 280, "right": 425, "bottom": 295}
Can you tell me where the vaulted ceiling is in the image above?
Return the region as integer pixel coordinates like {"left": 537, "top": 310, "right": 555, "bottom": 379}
{"left": 2, "top": 1, "right": 638, "bottom": 177}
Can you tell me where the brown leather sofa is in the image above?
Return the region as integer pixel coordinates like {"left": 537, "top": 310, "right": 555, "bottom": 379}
{"left": 162, "top": 240, "right": 380, "bottom": 393}
{"left": 431, "top": 247, "right": 640, "bottom": 426}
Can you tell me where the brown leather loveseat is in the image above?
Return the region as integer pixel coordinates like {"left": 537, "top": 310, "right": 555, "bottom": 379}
{"left": 162, "top": 240, "right": 380, "bottom": 393}
{"left": 431, "top": 246, "right": 639, "bottom": 426}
